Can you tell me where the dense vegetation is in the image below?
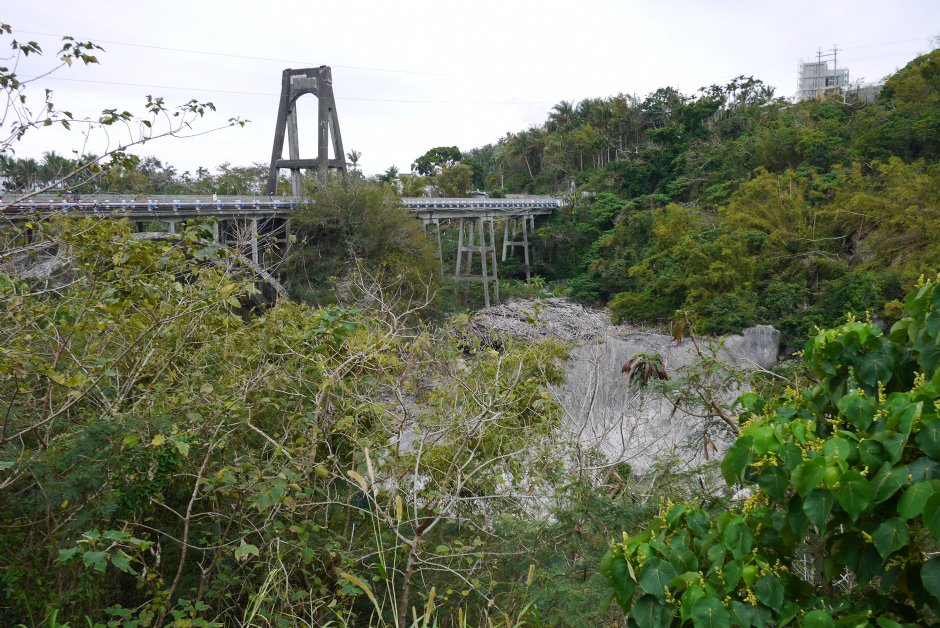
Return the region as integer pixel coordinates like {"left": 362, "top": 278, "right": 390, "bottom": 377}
{"left": 460, "top": 50, "right": 940, "bottom": 347}
{"left": 3, "top": 23, "right": 940, "bottom": 627}
{"left": 603, "top": 277, "right": 940, "bottom": 626}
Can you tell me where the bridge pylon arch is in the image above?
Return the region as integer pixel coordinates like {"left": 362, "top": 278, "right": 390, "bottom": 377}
{"left": 266, "top": 66, "right": 347, "bottom": 195}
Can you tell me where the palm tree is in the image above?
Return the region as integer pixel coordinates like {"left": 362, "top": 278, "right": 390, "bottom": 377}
{"left": 346, "top": 149, "right": 362, "bottom": 171}
{"left": 547, "top": 100, "right": 575, "bottom": 132}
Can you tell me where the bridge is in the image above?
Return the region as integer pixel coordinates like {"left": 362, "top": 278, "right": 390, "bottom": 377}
{"left": 2, "top": 66, "right": 563, "bottom": 306}
{"left": 1, "top": 193, "right": 561, "bottom": 306}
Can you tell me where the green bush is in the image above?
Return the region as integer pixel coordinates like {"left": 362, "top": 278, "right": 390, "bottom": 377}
{"left": 602, "top": 277, "right": 940, "bottom": 625}
{"left": 286, "top": 176, "right": 439, "bottom": 305}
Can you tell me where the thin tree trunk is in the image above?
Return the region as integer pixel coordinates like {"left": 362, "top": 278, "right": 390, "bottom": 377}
{"left": 397, "top": 536, "right": 422, "bottom": 627}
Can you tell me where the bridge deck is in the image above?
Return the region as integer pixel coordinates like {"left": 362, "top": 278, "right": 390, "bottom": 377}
{"left": 0, "top": 194, "right": 560, "bottom": 221}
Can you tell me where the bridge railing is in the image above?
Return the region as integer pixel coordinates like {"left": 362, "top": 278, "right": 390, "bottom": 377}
{"left": 0, "top": 194, "right": 308, "bottom": 215}
{"left": 401, "top": 197, "right": 561, "bottom": 210}
{"left": 0, "top": 194, "right": 562, "bottom": 216}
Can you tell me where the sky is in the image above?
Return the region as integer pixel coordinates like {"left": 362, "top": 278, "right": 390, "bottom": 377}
{"left": 4, "top": 1, "right": 939, "bottom": 180}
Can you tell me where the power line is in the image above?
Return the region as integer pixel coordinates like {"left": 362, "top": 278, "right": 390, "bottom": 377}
{"left": 14, "top": 28, "right": 479, "bottom": 79}
{"left": 25, "top": 75, "right": 557, "bottom": 106}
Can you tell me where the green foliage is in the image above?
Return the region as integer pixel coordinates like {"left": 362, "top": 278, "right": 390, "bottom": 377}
{"left": 411, "top": 145, "right": 461, "bottom": 176}
{"left": 1, "top": 217, "right": 633, "bottom": 625}
{"left": 443, "top": 49, "right": 940, "bottom": 347}
{"left": 286, "top": 175, "right": 439, "bottom": 305}
{"left": 437, "top": 162, "right": 474, "bottom": 197}
{"left": 602, "top": 278, "right": 940, "bottom": 625}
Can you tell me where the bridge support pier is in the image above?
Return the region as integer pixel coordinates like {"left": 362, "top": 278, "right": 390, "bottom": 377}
{"left": 455, "top": 216, "right": 499, "bottom": 308}
{"left": 422, "top": 218, "right": 444, "bottom": 279}
{"left": 502, "top": 215, "right": 534, "bottom": 280}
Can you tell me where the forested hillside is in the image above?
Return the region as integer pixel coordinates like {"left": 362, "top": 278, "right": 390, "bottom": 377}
{"left": 462, "top": 50, "right": 940, "bottom": 346}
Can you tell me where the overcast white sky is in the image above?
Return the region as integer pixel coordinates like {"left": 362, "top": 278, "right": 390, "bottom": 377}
{"left": 4, "top": 1, "right": 939, "bottom": 179}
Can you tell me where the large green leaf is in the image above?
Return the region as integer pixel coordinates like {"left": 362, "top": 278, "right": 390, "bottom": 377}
{"left": 757, "top": 466, "right": 788, "bottom": 501}
{"left": 876, "top": 430, "right": 908, "bottom": 465}
{"left": 792, "top": 457, "right": 826, "bottom": 497}
{"left": 631, "top": 594, "right": 674, "bottom": 628}
{"left": 918, "top": 420, "right": 940, "bottom": 460}
{"left": 857, "top": 344, "right": 896, "bottom": 388}
{"left": 679, "top": 584, "right": 705, "bottom": 623}
{"left": 897, "top": 481, "right": 936, "bottom": 519}
{"left": 823, "top": 436, "right": 853, "bottom": 463}
{"left": 922, "top": 557, "right": 940, "bottom": 601}
{"left": 600, "top": 550, "right": 637, "bottom": 611}
{"left": 638, "top": 557, "right": 678, "bottom": 601}
{"left": 748, "top": 425, "right": 778, "bottom": 456}
{"left": 923, "top": 493, "right": 940, "bottom": 541}
{"left": 872, "top": 517, "right": 908, "bottom": 559}
{"left": 778, "top": 443, "right": 803, "bottom": 471}
{"left": 838, "top": 393, "right": 876, "bottom": 431}
{"left": 754, "top": 574, "right": 784, "bottom": 612}
{"left": 903, "top": 456, "right": 940, "bottom": 482}
{"left": 927, "top": 311, "right": 940, "bottom": 338}
{"left": 803, "top": 489, "right": 835, "bottom": 530}
{"left": 777, "top": 601, "right": 801, "bottom": 626}
{"left": 722, "top": 559, "right": 743, "bottom": 594}
{"left": 858, "top": 440, "right": 888, "bottom": 470}
{"left": 666, "top": 504, "right": 687, "bottom": 527}
{"left": 82, "top": 550, "right": 109, "bottom": 573}
{"left": 803, "top": 610, "right": 835, "bottom": 628}
{"left": 722, "top": 519, "right": 753, "bottom": 560}
{"left": 730, "top": 601, "right": 760, "bottom": 627}
{"left": 871, "top": 464, "right": 908, "bottom": 503}
{"left": 721, "top": 437, "right": 755, "bottom": 485}
{"left": 690, "top": 595, "right": 730, "bottom": 628}
{"left": 918, "top": 341, "right": 940, "bottom": 377}
{"left": 671, "top": 547, "right": 698, "bottom": 574}
{"left": 687, "top": 511, "right": 711, "bottom": 539}
{"left": 837, "top": 470, "right": 872, "bottom": 521}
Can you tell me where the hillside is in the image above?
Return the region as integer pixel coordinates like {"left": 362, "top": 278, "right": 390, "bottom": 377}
{"left": 461, "top": 50, "right": 940, "bottom": 347}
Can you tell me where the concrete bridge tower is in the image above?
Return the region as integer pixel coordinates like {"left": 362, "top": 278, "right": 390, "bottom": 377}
{"left": 267, "top": 66, "right": 347, "bottom": 195}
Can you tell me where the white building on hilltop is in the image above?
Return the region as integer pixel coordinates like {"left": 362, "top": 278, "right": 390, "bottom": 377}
{"left": 798, "top": 47, "right": 849, "bottom": 101}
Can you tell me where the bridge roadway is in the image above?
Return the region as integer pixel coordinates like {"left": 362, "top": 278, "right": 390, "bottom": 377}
{"left": 0, "top": 194, "right": 560, "bottom": 221}
{"left": 1, "top": 194, "right": 561, "bottom": 307}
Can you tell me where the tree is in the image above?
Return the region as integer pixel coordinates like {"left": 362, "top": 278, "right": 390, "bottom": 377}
{"left": 436, "top": 162, "right": 473, "bottom": 197}
{"left": 411, "top": 145, "right": 461, "bottom": 176}
{"left": 603, "top": 278, "right": 940, "bottom": 625}
{"left": 346, "top": 149, "right": 362, "bottom": 170}
{"left": 378, "top": 164, "right": 399, "bottom": 183}
{"left": 287, "top": 175, "right": 438, "bottom": 304}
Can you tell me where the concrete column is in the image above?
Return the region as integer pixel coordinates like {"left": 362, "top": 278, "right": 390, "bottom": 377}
{"left": 287, "top": 107, "right": 302, "bottom": 196}
{"left": 167, "top": 220, "right": 176, "bottom": 234}
{"left": 522, "top": 214, "right": 531, "bottom": 281}
{"left": 479, "top": 217, "right": 490, "bottom": 309}
{"left": 250, "top": 218, "right": 259, "bottom": 265}
{"left": 465, "top": 219, "right": 475, "bottom": 274}
{"left": 434, "top": 219, "right": 443, "bottom": 279}
{"left": 488, "top": 217, "right": 499, "bottom": 304}
{"left": 455, "top": 218, "right": 465, "bottom": 276}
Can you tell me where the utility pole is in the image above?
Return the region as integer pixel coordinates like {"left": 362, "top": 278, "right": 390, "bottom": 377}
{"left": 267, "top": 66, "right": 347, "bottom": 195}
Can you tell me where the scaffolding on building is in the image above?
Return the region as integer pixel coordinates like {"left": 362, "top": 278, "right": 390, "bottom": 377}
{"left": 798, "top": 45, "right": 850, "bottom": 101}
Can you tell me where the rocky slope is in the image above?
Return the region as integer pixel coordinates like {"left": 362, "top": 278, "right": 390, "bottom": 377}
{"left": 471, "top": 298, "right": 781, "bottom": 472}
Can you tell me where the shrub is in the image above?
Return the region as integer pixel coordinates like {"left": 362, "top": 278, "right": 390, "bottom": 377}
{"left": 602, "top": 277, "right": 940, "bottom": 625}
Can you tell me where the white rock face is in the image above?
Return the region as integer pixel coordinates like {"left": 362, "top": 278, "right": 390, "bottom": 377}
{"left": 722, "top": 325, "right": 781, "bottom": 370}
{"left": 471, "top": 298, "right": 781, "bottom": 472}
